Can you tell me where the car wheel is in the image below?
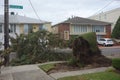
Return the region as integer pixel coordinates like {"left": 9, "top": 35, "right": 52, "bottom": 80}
{"left": 103, "top": 43, "right": 106, "bottom": 46}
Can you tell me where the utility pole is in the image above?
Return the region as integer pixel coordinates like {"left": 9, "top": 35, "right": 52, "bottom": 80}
{"left": 4, "top": 0, "right": 9, "bottom": 66}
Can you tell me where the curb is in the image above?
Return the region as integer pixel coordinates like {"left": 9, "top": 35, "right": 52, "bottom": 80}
{"left": 50, "top": 67, "right": 110, "bottom": 79}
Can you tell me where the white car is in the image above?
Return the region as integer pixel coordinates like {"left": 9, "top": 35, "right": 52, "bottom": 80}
{"left": 97, "top": 38, "right": 114, "bottom": 46}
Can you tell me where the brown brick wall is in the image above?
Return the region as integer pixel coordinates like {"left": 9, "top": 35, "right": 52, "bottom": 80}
{"left": 105, "top": 25, "right": 111, "bottom": 38}
{"left": 58, "top": 23, "right": 70, "bottom": 39}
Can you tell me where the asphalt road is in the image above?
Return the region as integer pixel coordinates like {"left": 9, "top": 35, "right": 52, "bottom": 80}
{"left": 100, "top": 46, "right": 120, "bottom": 57}
{"left": 55, "top": 46, "right": 120, "bottom": 57}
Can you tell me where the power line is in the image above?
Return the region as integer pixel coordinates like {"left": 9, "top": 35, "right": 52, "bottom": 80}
{"left": 28, "top": 0, "right": 41, "bottom": 21}
{"left": 92, "top": 0, "right": 114, "bottom": 15}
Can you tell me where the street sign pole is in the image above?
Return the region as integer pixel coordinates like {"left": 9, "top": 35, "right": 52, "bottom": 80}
{"left": 4, "top": 0, "right": 9, "bottom": 66}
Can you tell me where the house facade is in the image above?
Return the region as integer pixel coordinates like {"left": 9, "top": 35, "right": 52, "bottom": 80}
{"left": 89, "top": 8, "right": 120, "bottom": 31}
{"left": 52, "top": 17, "right": 111, "bottom": 40}
{"left": 0, "top": 14, "right": 51, "bottom": 49}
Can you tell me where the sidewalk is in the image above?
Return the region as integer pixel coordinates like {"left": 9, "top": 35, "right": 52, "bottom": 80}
{"left": 50, "top": 67, "right": 110, "bottom": 79}
{"left": 0, "top": 62, "right": 110, "bottom": 80}
{"left": 0, "top": 64, "right": 55, "bottom": 80}
{"left": 0, "top": 73, "right": 13, "bottom": 80}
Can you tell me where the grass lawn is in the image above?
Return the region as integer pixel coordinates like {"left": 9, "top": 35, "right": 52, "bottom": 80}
{"left": 39, "top": 63, "right": 55, "bottom": 72}
{"left": 58, "top": 71, "right": 120, "bottom": 80}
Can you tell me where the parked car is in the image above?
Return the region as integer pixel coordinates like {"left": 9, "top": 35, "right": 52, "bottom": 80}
{"left": 97, "top": 38, "right": 114, "bottom": 46}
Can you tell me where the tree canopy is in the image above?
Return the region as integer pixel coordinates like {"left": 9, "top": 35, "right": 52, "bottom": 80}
{"left": 111, "top": 16, "right": 120, "bottom": 39}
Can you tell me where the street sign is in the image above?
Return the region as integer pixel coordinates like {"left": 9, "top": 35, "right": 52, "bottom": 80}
{"left": 9, "top": 5, "right": 23, "bottom": 9}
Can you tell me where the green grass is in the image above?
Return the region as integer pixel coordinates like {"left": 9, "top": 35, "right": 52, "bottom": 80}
{"left": 39, "top": 63, "right": 55, "bottom": 72}
{"left": 112, "top": 58, "right": 120, "bottom": 70}
{"left": 58, "top": 71, "right": 120, "bottom": 80}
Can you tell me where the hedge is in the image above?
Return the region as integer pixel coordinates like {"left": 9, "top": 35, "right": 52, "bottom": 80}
{"left": 112, "top": 58, "right": 120, "bottom": 71}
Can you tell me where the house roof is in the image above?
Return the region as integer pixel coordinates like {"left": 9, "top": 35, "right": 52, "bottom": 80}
{"left": 53, "top": 17, "right": 111, "bottom": 27}
{"left": 0, "top": 15, "right": 51, "bottom": 24}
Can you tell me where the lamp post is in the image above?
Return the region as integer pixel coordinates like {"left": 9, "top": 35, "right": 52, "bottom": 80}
{"left": 4, "top": 0, "right": 9, "bottom": 66}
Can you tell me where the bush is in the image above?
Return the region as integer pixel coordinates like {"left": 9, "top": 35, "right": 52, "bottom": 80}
{"left": 68, "top": 57, "right": 78, "bottom": 66}
{"left": 10, "top": 51, "right": 72, "bottom": 66}
{"left": 112, "top": 58, "right": 120, "bottom": 71}
{"left": 68, "top": 57, "right": 85, "bottom": 67}
{"left": 36, "top": 50, "right": 72, "bottom": 62}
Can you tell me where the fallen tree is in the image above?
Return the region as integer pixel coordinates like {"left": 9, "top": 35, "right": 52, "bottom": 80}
{"left": 72, "top": 32, "right": 111, "bottom": 66}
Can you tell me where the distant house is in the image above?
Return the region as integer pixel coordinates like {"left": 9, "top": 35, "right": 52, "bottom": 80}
{"left": 89, "top": 8, "right": 120, "bottom": 31}
{"left": 52, "top": 17, "right": 111, "bottom": 40}
{"left": 0, "top": 14, "right": 51, "bottom": 47}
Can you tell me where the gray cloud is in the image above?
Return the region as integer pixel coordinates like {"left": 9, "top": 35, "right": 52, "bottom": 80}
{"left": 0, "top": 0, "right": 120, "bottom": 24}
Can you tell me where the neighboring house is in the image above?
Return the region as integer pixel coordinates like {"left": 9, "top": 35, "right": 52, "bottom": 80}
{"left": 0, "top": 14, "right": 51, "bottom": 48}
{"left": 52, "top": 17, "right": 111, "bottom": 40}
{"left": 89, "top": 7, "right": 120, "bottom": 31}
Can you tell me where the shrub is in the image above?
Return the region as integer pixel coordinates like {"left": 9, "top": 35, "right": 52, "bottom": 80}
{"left": 112, "top": 58, "right": 120, "bottom": 71}
{"left": 68, "top": 57, "right": 85, "bottom": 67}
{"left": 68, "top": 57, "right": 78, "bottom": 66}
{"left": 10, "top": 51, "right": 72, "bottom": 66}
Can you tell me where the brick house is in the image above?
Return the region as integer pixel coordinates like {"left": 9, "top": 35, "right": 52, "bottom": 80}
{"left": 52, "top": 17, "right": 111, "bottom": 40}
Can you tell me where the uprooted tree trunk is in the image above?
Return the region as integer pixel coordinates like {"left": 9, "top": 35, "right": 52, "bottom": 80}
{"left": 72, "top": 37, "right": 111, "bottom": 66}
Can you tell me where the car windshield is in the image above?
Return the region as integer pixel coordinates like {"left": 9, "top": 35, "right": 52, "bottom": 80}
{"left": 107, "top": 40, "right": 112, "bottom": 41}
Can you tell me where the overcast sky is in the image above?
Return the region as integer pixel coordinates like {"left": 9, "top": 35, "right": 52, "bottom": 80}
{"left": 0, "top": 0, "right": 120, "bottom": 24}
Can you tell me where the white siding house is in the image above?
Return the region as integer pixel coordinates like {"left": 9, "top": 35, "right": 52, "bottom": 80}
{"left": 0, "top": 14, "right": 51, "bottom": 50}
{"left": 89, "top": 8, "right": 120, "bottom": 31}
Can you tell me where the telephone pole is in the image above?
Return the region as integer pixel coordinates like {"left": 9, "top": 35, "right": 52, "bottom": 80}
{"left": 4, "top": 0, "right": 9, "bottom": 66}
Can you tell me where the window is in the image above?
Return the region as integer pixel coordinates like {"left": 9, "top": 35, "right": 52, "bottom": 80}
{"left": 0, "top": 25, "right": 2, "bottom": 33}
{"left": 39, "top": 24, "right": 47, "bottom": 31}
{"left": 81, "top": 25, "right": 87, "bottom": 32}
{"left": 28, "top": 24, "right": 33, "bottom": 33}
{"left": 100, "top": 39, "right": 105, "bottom": 41}
{"left": 92, "top": 26, "right": 104, "bottom": 32}
{"left": 10, "top": 24, "right": 16, "bottom": 33}
{"left": 96, "top": 30, "right": 100, "bottom": 32}
{"left": 73, "top": 25, "right": 87, "bottom": 33}
{"left": 39, "top": 24, "right": 43, "bottom": 30}
{"left": 74, "top": 25, "right": 79, "bottom": 33}
{"left": 104, "top": 14, "right": 107, "bottom": 19}
{"left": 24, "top": 25, "right": 28, "bottom": 33}
{"left": 24, "top": 24, "right": 33, "bottom": 33}
{"left": 99, "top": 15, "right": 101, "bottom": 20}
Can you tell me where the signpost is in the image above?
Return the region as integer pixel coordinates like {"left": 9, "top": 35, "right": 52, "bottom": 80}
{"left": 4, "top": 3, "right": 23, "bottom": 66}
{"left": 4, "top": 0, "right": 9, "bottom": 66}
{"left": 9, "top": 5, "right": 23, "bottom": 9}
